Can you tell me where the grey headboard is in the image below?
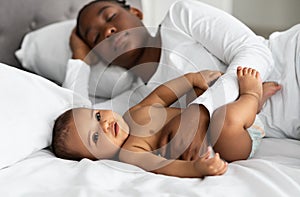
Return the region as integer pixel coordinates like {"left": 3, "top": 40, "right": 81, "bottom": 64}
{"left": 0, "top": 0, "right": 90, "bottom": 68}
{"left": 0, "top": 0, "right": 142, "bottom": 69}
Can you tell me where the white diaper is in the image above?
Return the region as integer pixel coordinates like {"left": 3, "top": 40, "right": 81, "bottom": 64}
{"left": 247, "top": 115, "right": 265, "bottom": 158}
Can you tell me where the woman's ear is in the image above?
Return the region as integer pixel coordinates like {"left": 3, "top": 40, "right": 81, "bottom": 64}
{"left": 129, "top": 7, "right": 143, "bottom": 20}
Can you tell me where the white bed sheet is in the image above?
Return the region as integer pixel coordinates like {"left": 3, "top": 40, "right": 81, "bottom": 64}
{"left": 0, "top": 138, "right": 299, "bottom": 197}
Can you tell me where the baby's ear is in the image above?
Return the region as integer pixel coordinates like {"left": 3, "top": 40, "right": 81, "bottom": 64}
{"left": 129, "top": 7, "right": 143, "bottom": 20}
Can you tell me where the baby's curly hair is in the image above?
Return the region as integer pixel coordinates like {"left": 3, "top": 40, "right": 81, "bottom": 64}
{"left": 76, "top": 0, "right": 131, "bottom": 38}
{"left": 51, "top": 109, "right": 82, "bottom": 161}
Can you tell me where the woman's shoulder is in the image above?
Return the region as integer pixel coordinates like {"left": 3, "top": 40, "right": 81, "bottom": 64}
{"left": 162, "top": 0, "right": 212, "bottom": 27}
{"left": 169, "top": 0, "right": 206, "bottom": 11}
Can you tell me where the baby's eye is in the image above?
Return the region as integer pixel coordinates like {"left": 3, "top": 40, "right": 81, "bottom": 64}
{"left": 95, "top": 112, "right": 101, "bottom": 121}
{"left": 92, "top": 132, "right": 99, "bottom": 144}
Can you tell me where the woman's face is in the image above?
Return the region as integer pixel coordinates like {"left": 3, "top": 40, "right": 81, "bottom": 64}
{"left": 78, "top": 1, "right": 148, "bottom": 68}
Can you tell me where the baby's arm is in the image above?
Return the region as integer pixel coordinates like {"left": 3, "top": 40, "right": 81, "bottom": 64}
{"left": 119, "top": 142, "right": 227, "bottom": 178}
{"left": 134, "top": 71, "right": 221, "bottom": 108}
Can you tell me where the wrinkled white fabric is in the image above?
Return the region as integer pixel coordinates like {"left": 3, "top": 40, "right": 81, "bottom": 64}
{"left": 258, "top": 24, "right": 300, "bottom": 139}
{"left": 0, "top": 138, "right": 299, "bottom": 197}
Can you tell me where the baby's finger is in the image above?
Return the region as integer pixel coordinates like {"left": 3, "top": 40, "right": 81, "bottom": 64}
{"left": 211, "top": 152, "right": 220, "bottom": 162}
{"left": 213, "top": 153, "right": 224, "bottom": 164}
{"left": 158, "top": 135, "right": 169, "bottom": 157}
{"left": 217, "top": 161, "right": 228, "bottom": 175}
{"left": 199, "top": 146, "right": 211, "bottom": 159}
{"left": 207, "top": 153, "right": 224, "bottom": 167}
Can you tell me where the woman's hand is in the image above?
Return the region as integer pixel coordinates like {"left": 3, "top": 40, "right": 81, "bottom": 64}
{"left": 192, "top": 147, "right": 228, "bottom": 177}
{"left": 70, "top": 27, "right": 99, "bottom": 65}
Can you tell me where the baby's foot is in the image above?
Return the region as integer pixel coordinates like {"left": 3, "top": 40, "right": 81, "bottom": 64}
{"left": 237, "top": 67, "right": 262, "bottom": 113}
{"left": 258, "top": 82, "right": 282, "bottom": 111}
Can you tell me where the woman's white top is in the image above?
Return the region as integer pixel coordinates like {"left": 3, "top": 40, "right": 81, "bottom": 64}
{"left": 150, "top": 0, "right": 273, "bottom": 116}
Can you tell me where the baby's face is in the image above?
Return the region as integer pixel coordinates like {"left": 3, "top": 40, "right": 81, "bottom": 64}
{"left": 68, "top": 108, "right": 130, "bottom": 159}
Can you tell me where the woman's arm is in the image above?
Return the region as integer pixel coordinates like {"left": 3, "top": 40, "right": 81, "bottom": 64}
{"left": 63, "top": 28, "right": 101, "bottom": 100}
{"left": 167, "top": 0, "right": 274, "bottom": 116}
{"left": 70, "top": 28, "right": 99, "bottom": 65}
{"left": 62, "top": 59, "right": 91, "bottom": 100}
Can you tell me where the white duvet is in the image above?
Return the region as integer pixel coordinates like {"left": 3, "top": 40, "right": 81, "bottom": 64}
{"left": 0, "top": 138, "right": 299, "bottom": 197}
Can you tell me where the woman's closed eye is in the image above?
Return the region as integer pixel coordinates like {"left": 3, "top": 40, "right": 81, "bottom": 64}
{"left": 106, "top": 13, "right": 116, "bottom": 22}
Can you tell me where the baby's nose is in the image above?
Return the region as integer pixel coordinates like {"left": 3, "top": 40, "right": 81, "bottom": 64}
{"left": 101, "top": 120, "right": 112, "bottom": 133}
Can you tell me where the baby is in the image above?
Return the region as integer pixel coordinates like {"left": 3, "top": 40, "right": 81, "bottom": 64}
{"left": 52, "top": 67, "right": 280, "bottom": 178}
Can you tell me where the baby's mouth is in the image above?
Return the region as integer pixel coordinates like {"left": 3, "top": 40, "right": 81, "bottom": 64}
{"left": 114, "top": 122, "right": 119, "bottom": 137}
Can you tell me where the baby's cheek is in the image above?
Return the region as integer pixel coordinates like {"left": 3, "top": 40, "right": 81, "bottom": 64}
{"left": 93, "top": 136, "right": 120, "bottom": 159}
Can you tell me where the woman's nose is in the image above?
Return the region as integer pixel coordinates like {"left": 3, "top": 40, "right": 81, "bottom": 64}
{"left": 105, "top": 26, "right": 117, "bottom": 38}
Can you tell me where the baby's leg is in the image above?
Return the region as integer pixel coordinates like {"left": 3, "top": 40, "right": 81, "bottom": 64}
{"left": 210, "top": 67, "right": 262, "bottom": 161}
{"left": 258, "top": 82, "right": 282, "bottom": 112}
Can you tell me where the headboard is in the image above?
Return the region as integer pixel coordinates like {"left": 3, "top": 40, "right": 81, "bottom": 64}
{"left": 0, "top": 0, "right": 92, "bottom": 68}
{"left": 0, "top": 0, "right": 142, "bottom": 69}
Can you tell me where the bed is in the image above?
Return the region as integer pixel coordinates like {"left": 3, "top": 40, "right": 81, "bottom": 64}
{"left": 0, "top": 0, "right": 300, "bottom": 196}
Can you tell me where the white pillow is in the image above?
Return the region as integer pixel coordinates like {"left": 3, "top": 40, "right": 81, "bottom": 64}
{"left": 15, "top": 20, "right": 135, "bottom": 99}
{"left": 16, "top": 20, "right": 75, "bottom": 84}
{"left": 0, "top": 63, "right": 90, "bottom": 169}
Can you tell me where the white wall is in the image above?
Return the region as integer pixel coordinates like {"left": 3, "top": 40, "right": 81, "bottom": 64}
{"left": 232, "top": 0, "right": 300, "bottom": 37}
{"left": 142, "top": 0, "right": 178, "bottom": 27}
{"left": 141, "top": 0, "right": 300, "bottom": 38}
{"left": 142, "top": 0, "right": 233, "bottom": 27}
{"left": 198, "top": 0, "right": 232, "bottom": 13}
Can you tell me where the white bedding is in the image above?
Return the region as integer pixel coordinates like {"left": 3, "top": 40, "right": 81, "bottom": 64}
{"left": 1, "top": 0, "right": 300, "bottom": 196}
{"left": 1, "top": 138, "right": 299, "bottom": 197}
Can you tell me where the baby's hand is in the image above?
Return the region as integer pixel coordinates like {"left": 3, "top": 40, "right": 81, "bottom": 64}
{"left": 192, "top": 147, "right": 228, "bottom": 177}
{"left": 185, "top": 71, "right": 222, "bottom": 102}
{"left": 188, "top": 70, "right": 222, "bottom": 93}
{"left": 198, "top": 70, "right": 223, "bottom": 87}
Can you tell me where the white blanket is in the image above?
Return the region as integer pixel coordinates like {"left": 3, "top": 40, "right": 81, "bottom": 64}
{"left": 0, "top": 138, "right": 299, "bottom": 197}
